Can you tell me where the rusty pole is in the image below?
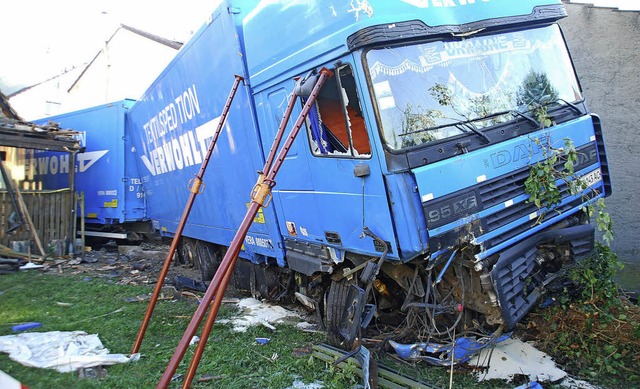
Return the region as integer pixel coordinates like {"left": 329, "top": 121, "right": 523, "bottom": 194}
{"left": 131, "top": 75, "right": 244, "bottom": 355}
{"left": 263, "top": 89, "right": 298, "bottom": 174}
{"left": 157, "top": 68, "right": 333, "bottom": 389}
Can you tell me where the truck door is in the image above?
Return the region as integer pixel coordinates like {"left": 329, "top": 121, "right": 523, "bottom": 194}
{"left": 258, "top": 60, "right": 397, "bottom": 258}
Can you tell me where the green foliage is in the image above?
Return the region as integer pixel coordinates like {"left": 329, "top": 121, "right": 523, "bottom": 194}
{"left": 570, "top": 242, "right": 623, "bottom": 303}
{"left": 534, "top": 105, "right": 553, "bottom": 130}
{"left": 524, "top": 137, "right": 575, "bottom": 218}
{"left": 527, "top": 244, "right": 640, "bottom": 388}
{"left": 524, "top": 133, "right": 613, "bottom": 245}
{"left": 590, "top": 198, "right": 614, "bottom": 245}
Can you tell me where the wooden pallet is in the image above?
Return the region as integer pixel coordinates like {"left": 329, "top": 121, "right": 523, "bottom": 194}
{"left": 312, "top": 343, "right": 439, "bottom": 389}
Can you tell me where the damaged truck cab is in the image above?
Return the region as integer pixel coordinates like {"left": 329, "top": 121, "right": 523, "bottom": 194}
{"left": 128, "top": 0, "right": 611, "bottom": 358}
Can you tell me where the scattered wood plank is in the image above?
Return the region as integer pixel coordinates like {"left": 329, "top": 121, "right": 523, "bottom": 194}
{"left": 312, "top": 343, "right": 438, "bottom": 389}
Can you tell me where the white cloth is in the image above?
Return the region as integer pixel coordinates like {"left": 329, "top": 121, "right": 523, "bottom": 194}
{"left": 0, "top": 331, "right": 139, "bottom": 373}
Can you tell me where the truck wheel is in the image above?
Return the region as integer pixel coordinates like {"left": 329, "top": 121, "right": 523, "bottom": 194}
{"left": 325, "top": 278, "right": 360, "bottom": 349}
{"left": 195, "top": 240, "right": 222, "bottom": 282}
{"left": 178, "top": 237, "right": 198, "bottom": 266}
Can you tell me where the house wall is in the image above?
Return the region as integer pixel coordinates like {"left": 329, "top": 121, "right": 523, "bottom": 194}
{"left": 65, "top": 29, "right": 178, "bottom": 113}
{"left": 560, "top": 4, "right": 640, "bottom": 264}
{"left": 8, "top": 69, "right": 83, "bottom": 121}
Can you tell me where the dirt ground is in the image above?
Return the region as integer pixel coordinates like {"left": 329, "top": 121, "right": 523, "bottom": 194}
{"left": 39, "top": 239, "right": 199, "bottom": 285}
{"left": 33, "top": 237, "right": 315, "bottom": 321}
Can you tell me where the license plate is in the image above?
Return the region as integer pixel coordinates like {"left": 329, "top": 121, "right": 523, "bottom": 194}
{"left": 580, "top": 168, "right": 602, "bottom": 188}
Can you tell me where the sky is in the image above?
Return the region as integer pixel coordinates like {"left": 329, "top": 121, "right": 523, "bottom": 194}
{"left": 1, "top": 0, "right": 221, "bottom": 95}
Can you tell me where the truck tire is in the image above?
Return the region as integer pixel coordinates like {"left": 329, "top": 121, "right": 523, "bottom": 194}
{"left": 325, "top": 278, "right": 360, "bottom": 349}
{"left": 178, "top": 237, "right": 198, "bottom": 266}
{"left": 195, "top": 240, "right": 222, "bottom": 282}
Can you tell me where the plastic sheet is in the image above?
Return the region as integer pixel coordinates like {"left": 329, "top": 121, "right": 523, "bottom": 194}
{"left": 0, "top": 331, "right": 139, "bottom": 372}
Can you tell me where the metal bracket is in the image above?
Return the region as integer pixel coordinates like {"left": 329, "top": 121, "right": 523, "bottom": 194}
{"left": 249, "top": 173, "right": 272, "bottom": 207}
{"left": 187, "top": 178, "right": 205, "bottom": 194}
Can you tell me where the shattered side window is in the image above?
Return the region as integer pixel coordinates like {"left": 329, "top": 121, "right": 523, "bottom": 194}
{"left": 305, "top": 64, "right": 371, "bottom": 158}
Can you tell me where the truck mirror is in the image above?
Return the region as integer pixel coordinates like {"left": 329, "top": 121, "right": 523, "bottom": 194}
{"left": 294, "top": 72, "right": 319, "bottom": 98}
{"left": 353, "top": 163, "right": 370, "bottom": 177}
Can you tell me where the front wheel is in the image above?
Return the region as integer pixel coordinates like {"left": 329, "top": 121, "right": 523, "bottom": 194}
{"left": 325, "top": 278, "right": 364, "bottom": 350}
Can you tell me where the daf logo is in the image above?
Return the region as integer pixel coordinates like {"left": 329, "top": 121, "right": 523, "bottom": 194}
{"left": 489, "top": 136, "right": 548, "bottom": 169}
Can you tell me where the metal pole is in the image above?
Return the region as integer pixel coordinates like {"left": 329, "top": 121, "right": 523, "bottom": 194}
{"left": 131, "top": 75, "right": 244, "bottom": 354}
{"left": 156, "top": 68, "right": 333, "bottom": 389}
{"left": 263, "top": 89, "right": 298, "bottom": 175}
{"left": 80, "top": 192, "right": 86, "bottom": 262}
{"left": 68, "top": 151, "right": 77, "bottom": 256}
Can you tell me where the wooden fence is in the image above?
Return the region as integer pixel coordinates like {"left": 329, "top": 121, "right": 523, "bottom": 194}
{"left": 0, "top": 189, "right": 73, "bottom": 254}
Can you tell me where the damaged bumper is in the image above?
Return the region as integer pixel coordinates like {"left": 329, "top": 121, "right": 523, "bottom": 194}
{"left": 486, "top": 223, "right": 594, "bottom": 329}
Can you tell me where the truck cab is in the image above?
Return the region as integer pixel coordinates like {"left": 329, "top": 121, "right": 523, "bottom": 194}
{"left": 242, "top": 0, "right": 610, "bottom": 346}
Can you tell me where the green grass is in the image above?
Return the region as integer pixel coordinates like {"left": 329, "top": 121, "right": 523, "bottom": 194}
{"left": 0, "top": 272, "right": 355, "bottom": 388}
{"left": 0, "top": 271, "right": 546, "bottom": 388}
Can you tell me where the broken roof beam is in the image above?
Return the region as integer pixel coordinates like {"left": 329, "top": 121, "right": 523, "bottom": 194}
{"left": 0, "top": 126, "right": 82, "bottom": 152}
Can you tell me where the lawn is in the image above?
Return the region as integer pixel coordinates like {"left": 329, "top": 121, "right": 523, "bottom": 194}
{"left": 0, "top": 271, "right": 358, "bottom": 388}
{"left": 4, "top": 267, "right": 631, "bottom": 388}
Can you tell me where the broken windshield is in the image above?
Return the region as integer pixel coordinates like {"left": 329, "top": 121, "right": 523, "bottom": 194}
{"left": 366, "top": 25, "right": 582, "bottom": 150}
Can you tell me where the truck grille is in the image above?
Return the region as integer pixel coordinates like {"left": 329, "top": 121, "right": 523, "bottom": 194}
{"left": 426, "top": 143, "right": 599, "bottom": 252}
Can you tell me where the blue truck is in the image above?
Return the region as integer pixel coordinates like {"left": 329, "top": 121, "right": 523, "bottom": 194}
{"left": 29, "top": 100, "right": 148, "bottom": 240}
{"left": 123, "top": 0, "right": 611, "bottom": 355}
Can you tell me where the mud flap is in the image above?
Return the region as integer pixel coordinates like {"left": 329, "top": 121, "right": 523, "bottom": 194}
{"left": 232, "top": 259, "right": 288, "bottom": 300}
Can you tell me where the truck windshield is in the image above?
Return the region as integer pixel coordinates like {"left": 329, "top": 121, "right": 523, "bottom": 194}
{"left": 366, "top": 25, "right": 582, "bottom": 150}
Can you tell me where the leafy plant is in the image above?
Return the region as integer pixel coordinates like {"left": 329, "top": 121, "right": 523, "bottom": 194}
{"left": 523, "top": 108, "right": 613, "bottom": 245}
{"left": 525, "top": 244, "right": 639, "bottom": 388}
{"left": 523, "top": 137, "right": 580, "bottom": 220}
{"left": 570, "top": 242, "right": 623, "bottom": 303}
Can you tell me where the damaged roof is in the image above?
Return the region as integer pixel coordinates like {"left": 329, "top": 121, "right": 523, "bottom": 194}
{"left": 0, "top": 91, "right": 82, "bottom": 152}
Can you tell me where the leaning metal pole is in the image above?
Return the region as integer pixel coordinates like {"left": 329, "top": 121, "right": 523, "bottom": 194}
{"left": 157, "top": 68, "right": 333, "bottom": 389}
{"left": 131, "top": 75, "right": 244, "bottom": 355}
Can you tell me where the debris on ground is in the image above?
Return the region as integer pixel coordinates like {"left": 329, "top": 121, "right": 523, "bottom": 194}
{"left": 312, "top": 343, "right": 436, "bottom": 388}
{"left": 469, "top": 338, "right": 566, "bottom": 383}
{"left": 78, "top": 365, "right": 108, "bottom": 380}
{"left": 218, "top": 297, "right": 315, "bottom": 333}
{"left": 3, "top": 238, "right": 624, "bottom": 388}
{"left": 173, "top": 275, "right": 207, "bottom": 292}
{"left": 10, "top": 240, "right": 204, "bottom": 291}
{"left": 19, "top": 262, "right": 44, "bottom": 270}
{"left": 0, "top": 369, "right": 27, "bottom": 388}
{"left": 11, "top": 322, "right": 42, "bottom": 332}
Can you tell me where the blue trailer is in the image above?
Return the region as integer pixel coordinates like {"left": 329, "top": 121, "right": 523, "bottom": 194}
{"left": 29, "top": 100, "right": 147, "bottom": 239}
{"left": 127, "top": 0, "right": 611, "bottom": 356}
